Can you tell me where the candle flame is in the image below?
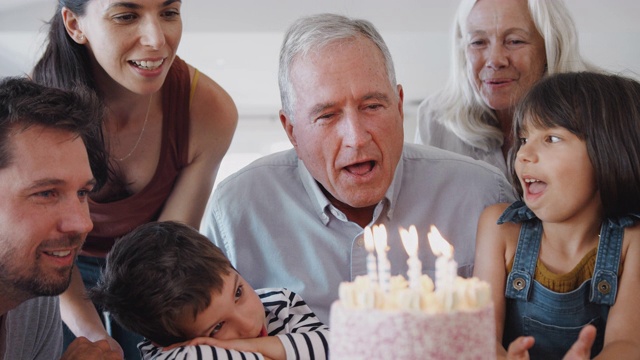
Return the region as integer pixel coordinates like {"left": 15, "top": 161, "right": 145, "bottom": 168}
{"left": 373, "top": 224, "right": 388, "bottom": 255}
{"left": 427, "top": 225, "right": 453, "bottom": 259}
{"left": 400, "top": 225, "right": 419, "bottom": 257}
{"left": 363, "top": 226, "right": 375, "bottom": 252}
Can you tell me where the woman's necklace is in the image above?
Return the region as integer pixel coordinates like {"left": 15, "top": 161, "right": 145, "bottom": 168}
{"left": 115, "top": 94, "right": 153, "bottom": 161}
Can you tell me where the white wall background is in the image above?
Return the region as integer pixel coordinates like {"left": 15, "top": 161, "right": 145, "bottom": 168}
{"left": 1, "top": 0, "right": 639, "bottom": 185}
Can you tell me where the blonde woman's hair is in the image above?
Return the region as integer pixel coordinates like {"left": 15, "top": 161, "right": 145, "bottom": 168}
{"left": 429, "top": 0, "right": 595, "bottom": 151}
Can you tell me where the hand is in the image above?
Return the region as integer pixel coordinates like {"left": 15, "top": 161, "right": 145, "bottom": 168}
{"left": 506, "top": 336, "right": 535, "bottom": 360}
{"left": 103, "top": 336, "right": 124, "bottom": 357}
{"left": 88, "top": 333, "right": 124, "bottom": 357}
{"left": 61, "top": 337, "right": 123, "bottom": 360}
{"left": 563, "top": 325, "right": 596, "bottom": 360}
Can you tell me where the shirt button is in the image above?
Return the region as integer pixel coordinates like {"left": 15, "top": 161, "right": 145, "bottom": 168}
{"left": 356, "top": 239, "right": 364, "bottom": 247}
{"left": 512, "top": 277, "right": 526, "bottom": 291}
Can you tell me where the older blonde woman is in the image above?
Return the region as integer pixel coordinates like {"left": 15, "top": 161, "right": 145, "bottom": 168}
{"left": 415, "top": 0, "right": 596, "bottom": 176}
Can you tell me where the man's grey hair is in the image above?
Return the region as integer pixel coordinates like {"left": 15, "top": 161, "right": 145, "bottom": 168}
{"left": 278, "top": 13, "right": 397, "bottom": 121}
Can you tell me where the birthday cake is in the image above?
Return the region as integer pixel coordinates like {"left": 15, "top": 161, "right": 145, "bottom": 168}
{"left": 329, "top": 275, "right": 496, "bottom": 360}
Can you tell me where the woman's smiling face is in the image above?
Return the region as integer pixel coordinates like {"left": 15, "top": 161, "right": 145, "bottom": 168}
{"left": 465, "top": 0, "right": 546, "bottom": 118}
{"left": 68, "top": 0, "right": 183, "bottom": 95}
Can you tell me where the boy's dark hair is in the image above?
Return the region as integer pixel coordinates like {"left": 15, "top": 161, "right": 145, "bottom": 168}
{"left": 509, "top": 72, "right": 640, "bottom": 218}
{"left": 89, "top": 221, "right": 233, "bottom": 346}
{"left": 0, "top": 76, "right": 108, "bottom": 190}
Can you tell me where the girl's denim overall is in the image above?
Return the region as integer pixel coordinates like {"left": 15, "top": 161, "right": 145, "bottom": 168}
{"left": 499, "top": 201, "right": 635, "bottom": 359}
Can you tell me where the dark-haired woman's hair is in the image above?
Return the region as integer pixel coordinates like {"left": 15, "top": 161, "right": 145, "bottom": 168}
{"left": 32, "top": 0, "right": 118, "bottom": 184}
{"left": 32, "top": 0, "right": 96, "bottom": 91}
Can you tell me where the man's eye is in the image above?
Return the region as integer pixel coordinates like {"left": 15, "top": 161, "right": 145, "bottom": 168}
{"left": 547, "top": 135, "right": 561, "bottom": 143}
{"left": 35, "top": 190, "right": 56, "bottom": 198}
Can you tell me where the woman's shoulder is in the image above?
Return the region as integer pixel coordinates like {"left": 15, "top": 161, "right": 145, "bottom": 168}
{"left": 415, "top": 94, "right": 459, "bottom": 145}
{"left": 186, "top": 63, "right": 238, "bottom": 127}
{"left": 181, "top": 62, "right": 238, "bottom": 160}
{"left": 416, "top": 95, "right": 443, "bottom": 126}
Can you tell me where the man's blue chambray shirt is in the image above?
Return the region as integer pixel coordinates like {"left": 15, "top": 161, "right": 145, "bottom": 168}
{"left": 201, "top": 143, "right": 515, "bottom": 324}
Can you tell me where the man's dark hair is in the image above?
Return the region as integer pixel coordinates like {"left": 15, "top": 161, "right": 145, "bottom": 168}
{"left": 0, "top": 76, "right": 109, "bottom": 189}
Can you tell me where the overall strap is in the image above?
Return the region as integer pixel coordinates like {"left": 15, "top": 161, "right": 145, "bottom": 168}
{"left": 590, "top": 216, "right": 633, "bottom": 305}
{"left": 505, "top": 219, "right": 543, "bottom": 301}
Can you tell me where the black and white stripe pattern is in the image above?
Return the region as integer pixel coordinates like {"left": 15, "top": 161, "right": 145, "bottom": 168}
{"left": 139, "top": 288, "right": 329, "bottom": 360}
{"left": 261, "top": 289, "right": 329, "bottom": 360}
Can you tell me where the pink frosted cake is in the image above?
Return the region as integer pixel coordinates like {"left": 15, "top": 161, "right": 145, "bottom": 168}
{"left": 330, "top": 275, "right": 496, "bottom": 360}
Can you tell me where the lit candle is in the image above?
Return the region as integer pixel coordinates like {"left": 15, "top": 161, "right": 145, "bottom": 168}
{"left": 427, "top": 225, "right": 457, "bottom": 310}
{"left": 373, "top": 224, "right": 391, "bottom": 292}
{"left": 400, "top": 225, "right": 422, "bottom": 290}
{"left": 363, "top": 226, "right": 378, "bottom": 287}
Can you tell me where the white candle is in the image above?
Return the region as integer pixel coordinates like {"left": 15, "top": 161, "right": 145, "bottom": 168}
{"left": 373, "top": 224, "right": 391, "bottom": 292}
{"left": 400, "top": 225, "right": 422, "bottom": 290}
{"left": 427, "top": 225, "right": 457, "bottom": 310}
{"left": 363, "top": 226, "right": 378, "bottom": 287}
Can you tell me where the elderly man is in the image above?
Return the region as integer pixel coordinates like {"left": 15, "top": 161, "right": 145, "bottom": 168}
{"left": 0, "top": 77, "right": 121, "bottom": 359}
{"left": 202, "top": 13, "right": 515, "bottom": 323}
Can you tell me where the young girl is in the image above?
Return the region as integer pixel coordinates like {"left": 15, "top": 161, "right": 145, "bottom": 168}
{"left": 474, "top": 72, "right": 640, "bottom": 359}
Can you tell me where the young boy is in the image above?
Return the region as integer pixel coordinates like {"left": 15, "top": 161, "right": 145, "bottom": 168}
{"left": 90, "top": 221, "right": 329, "bottom": 360}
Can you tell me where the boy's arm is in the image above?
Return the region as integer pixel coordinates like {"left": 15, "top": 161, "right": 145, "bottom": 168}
{"left": 138, "top": 339, "right": 269, "bottom": 360}
{"left": 172, "top": 289, "right": 330, "bottom": 360}
{"left": 265, "top": 289, "right": 329, "bottom": 360}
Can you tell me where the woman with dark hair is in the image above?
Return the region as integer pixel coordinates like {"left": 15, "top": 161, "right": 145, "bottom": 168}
{"left": 32, "top": 1, "right": 238, "bottom": 358}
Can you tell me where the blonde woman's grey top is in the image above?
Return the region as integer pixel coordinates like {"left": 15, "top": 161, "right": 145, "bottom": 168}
{"left": 415, "top": 97, "right": 509, "bottom": 177}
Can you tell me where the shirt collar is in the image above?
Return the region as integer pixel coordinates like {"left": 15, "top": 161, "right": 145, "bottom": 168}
{"left": 298, "top": 158, "right": 332, "bottom": 224}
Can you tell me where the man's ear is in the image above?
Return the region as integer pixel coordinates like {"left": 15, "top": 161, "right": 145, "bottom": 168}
{"left": 396, "top": 84, "right": 404, "bottom": 120}
{"left": 280, "top": 110, "right": 297, "bottom": 148}
{"left": 61, "top": 7, "right": 86, "bottom": 44}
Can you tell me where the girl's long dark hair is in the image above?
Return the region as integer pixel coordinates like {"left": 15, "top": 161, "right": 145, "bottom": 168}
{"left": 509, "top": 72, "right": 640, "bottom": 218}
